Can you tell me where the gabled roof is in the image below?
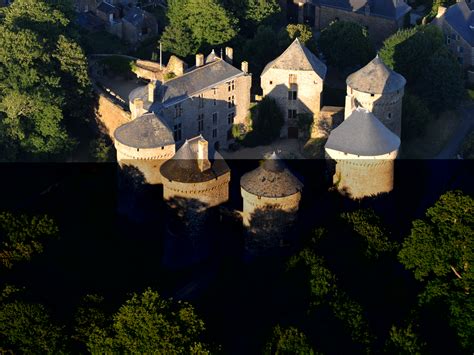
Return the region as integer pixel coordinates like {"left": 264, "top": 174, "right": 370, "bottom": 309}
{"left": 346, "top": 55, "right": 406, "bottom": 94}
{"left": 240, "top": 152, "right": 303, "bottom": 198}
{"left": 443, "top": 0, "right": 474, "bottom": 46}
{"left": 317, "top": 0, "right": 411, "bottom": 20}
{"left": 325, "top": 107, "right": 400, "bottom": 156}
{"left": 152, "top": 58, "right": 244, "bottom": 108}
{"left": 160, "top": 136, "right": 230, "bottom": 183}
{"left": 114, "top": 113, "right": 174, "bottom": 149}
{"left": 261, "top": 38, "right": 327, "bottom": 79}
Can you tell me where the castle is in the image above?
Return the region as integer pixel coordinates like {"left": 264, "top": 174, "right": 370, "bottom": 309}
{"left": 109, "top": 39, "right": 406, "bottom": 254}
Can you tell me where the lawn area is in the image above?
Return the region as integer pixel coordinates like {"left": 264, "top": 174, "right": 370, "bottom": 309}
{"left": 400, "top": 110, "right": 460, "bottom": 158}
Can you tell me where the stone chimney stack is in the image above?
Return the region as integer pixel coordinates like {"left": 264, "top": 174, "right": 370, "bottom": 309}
{"left": 241, "top": 61, "right": 249, "bottom": 74}
{"left": 437, "top": 5, "right": 447, "bottom": 17}
{"left": 148, "top": 81, "right": 156, "bottom": 102}
{"left": 196, "top": 53, "right": 204, "bottom": 68}
{"left": 225, "top": 47, "right": 234, "bottom": 64}
{"left": 132, "top": 98, "right": 144, "bottom": 120}
{"left": 197, "top": 138, "right": 211, "bottom": 172}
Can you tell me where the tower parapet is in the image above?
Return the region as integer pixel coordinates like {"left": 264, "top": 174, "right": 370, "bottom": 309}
{"left": 325, "top": 108, "right": 401, "bottom": 199}
{"left": 345, "top": 56, "right": 406, "bottom": 137}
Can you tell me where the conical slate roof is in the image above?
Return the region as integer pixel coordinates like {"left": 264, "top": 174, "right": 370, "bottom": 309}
{"left": 346, "top": 56, "right": 406, "bottom": 94}
{"left": 262, "top": 38, "right": 327, "bottom": 79}
{"left": 240, "top": 153, "right": 303, "bottom": 198}
{"left": 160, "top": 136, "right": 229, "bottom": 183}
{"left": 114, "top": 113, "right": 174, "bottom": 149}
{"left": 325, "top": 108, "right": 400, "bottom": 156}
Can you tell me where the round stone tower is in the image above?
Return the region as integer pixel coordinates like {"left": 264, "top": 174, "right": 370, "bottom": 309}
{"left": 240, "top": 153, "right": 303, "bottom": 249}
{"left": 345, "top": 56, "right": 406, "bottom": 137}
{"left": 325, "top": 108, "right": 401, "bottom": 199}
{"left": 114, "top": 112, "right": 175, "bottom": 185}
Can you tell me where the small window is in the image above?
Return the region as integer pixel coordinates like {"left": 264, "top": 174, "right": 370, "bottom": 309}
{"left": 198, "top": 94, "right": 204, "bottom": 109}
{"left": 212, "top": 128, "right": 217, "bottom": 138}
{"left": 370, "top": 93, "right": 375, "bottom": 97}
{"left": 227, "top": 112, "right": 235, "bottom": 124}
{"left": 228, "top": 96, "right": 235, "bottom": 108}
{"left": 388, "top": 113, "right": 392, "bottom": 119}
{"left": 269, "top": 81, "right": 273, "bottom": 85}
{"left": 458, "top": 46, "right": 464, "bottom": 53}
{"left": 227, "top": 80, "right": 235, "bottom": 92}
{"left": 288, "top": 90, "right": 297, "bottom": 101}
{"left": 213, "top": 98, "right": 217, "bottom": 106}
{"left": 173, "top": 123, "right": 182, "bottom": 141}
{"left": 212, "top": 112, "right": 218, "bottom": 125}
{"left": 174, "top": 103, "right": 183, "bottom": 118}
{"left": 197, "top": 114, "right": 204, "bottom": 133}
{"left": 288, "top": 109, "right": 297, "bottom": 119}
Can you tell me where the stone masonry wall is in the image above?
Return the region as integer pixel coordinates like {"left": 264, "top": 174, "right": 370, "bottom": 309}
{"left": 345, "top": 87, "right": 404, "bottom": 137}
{"left": 312, "top": 106, "right": 344, "bottom": 138}
{"left": 96, "top": 93, "right": 131, "bottom": 139}
{"left": 115, "top": 141, "right": 176, "bottom": 184}
{"left": 315, "top": 6, "right": 400, "bottom": 43}
{"left": 162, "top": 172, "right": 231, "bottom": 208}
{"left": 326, "top": 149, "right": 398, "bottom": 199}
{"left": 261, "top": 68, "right": 323, "bottom": 138}
{"left": 160, "top": 73, "right": 252, "bottom": 149}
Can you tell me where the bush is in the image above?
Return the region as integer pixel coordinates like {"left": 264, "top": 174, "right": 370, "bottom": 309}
{"left": 89, "top": 135, "right": 115, "bottom": 162}
{"left": 252, "top": 97, "right": 284, "bottom": 145}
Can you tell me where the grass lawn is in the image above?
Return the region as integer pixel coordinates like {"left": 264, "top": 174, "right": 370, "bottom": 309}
{"left": 400, "top": 110, "right": 460, "bottom": 158}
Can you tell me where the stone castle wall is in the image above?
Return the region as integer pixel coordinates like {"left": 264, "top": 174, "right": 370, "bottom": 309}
{"left": 312, "top": 106, "right": 344, "bottom": 138}
{"left": 261, "top": 68, "right": 323, "bottom": 138}
{"left": 96, "top": 93, "right": 131, "bottom": 139}
{"left": 115, "top": 141, "right": 175, "bottom": 184}
{"left": 162, "top": 172, "right": 231, "bottom": 208}
{"left": 345, "top": 87, "right": 404, "bottom": 137}
{"left": 315, "top": 6, "right": 401, "bottom": 43}
{"left": 327, "top": 149, "right": 398, "bottom": 199}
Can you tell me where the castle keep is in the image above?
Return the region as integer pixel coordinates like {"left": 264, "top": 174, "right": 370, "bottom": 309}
{"left": 345, "top": 56, "right": 406, "bottom": 137}
{"left": 325, "top": 107, "right": 401, "bottom": 199}
{"left": 261, "top": 38, "right": 327, "bottom": 139}
{"left": 129, "top": 49, "right": 252, "bottom": 151}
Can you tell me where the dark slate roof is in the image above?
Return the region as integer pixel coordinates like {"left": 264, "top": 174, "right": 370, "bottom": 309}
{"left": 317, "top": 0, "right": 411, "bottom": 20}
{"left": 153, "top": 59, "right": 244, "bottom": 108}
{"left": 97, "top": 1, "right": 115, "bottom": 14}
{"left": 123, "top": 7, "right": 144, "bottom": 26}
{"left": 443, "top": 0, "right": 474, "bottom": 46}
{"left": 114, "top": 113, "right": 174, "bottom": 148}
{"left": 160, "top": 136, "right": 230, "bottom": 183}
{"left": 240, "top": 153, "right": 303, "bottom": 198}
{"left": 325, "top": 107, "right": 400, "bottom": 156}
{"left": 262, "top": 38, "right": 327, "bottom": 79}
{"left": 346, "top": 56, "right": 406, "bottom": 94}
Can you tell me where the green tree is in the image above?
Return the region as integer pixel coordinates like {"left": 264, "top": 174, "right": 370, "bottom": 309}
{"left": 0, "top": 0, "right": 91, "bottom": 160}
{"left": 85, "top": 288, "right": 212, "bottom": 354}
{"left": 264, "top": 325, "right": 316, "bottom": 355}
{"left": 401, "top": 93, "right": 430, "bottom": 140}
{"left": 253, "top": 97, "right": 284, "bottom": 145}
{"left": 242, "top": 25, "right": 282, "bottom": 75}
{"left": 398, "top": 191, "right": 474, "bottom": 349}
{"left": 0, "top": 212, "right": 59, "bottom": 269}
{"left": 341, "top": 209, "right": 398, "bottom": 259}
{"left": 318, "top": 21, "right": 375, "bottom": 72}
{"left": 161, "top": 0, "right": 237, "bottom": 57}
{"left": 0, "top": 286, "right": 66, "bottom": 353}
{"left": 246, "top": 0, "right": 281, "bottom": 25}
{"left": 460, "top": 131, "right": 474, "bottom": 159}
{"left": 385, "top": 322, "right": 426, "bottom": 354}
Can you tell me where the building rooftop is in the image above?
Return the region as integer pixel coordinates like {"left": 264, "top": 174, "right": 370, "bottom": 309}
{"left": 129, "top": 57, "right": 245, "bottom": 108}
{"left": 240, "top": 153, "right": 303, "bottom": 198}
{"left": 160, "top": 136, "right": 230, "bottom": 183}
{"left": 97, "top": 1, "right": 115, "bottom": 14}
{"left": 315, "top": 0, "right": 411, "bottom": 20}
{"left": 346, "top": 56, "right": 406, "bottom": 94}
{"left": 114, "top": 113, "right": 174, "bottom": 149}
{"left": 325, "top": 107, "right": 400, "bottom": 156}
{"left": 123, "top": 7, "right": 145, "bottom": 26}
{"left": 262, "top": 38, "right": 327, "bottom": 79}
{"left": 442, "top": 0, "right": 474, "bottom": 46}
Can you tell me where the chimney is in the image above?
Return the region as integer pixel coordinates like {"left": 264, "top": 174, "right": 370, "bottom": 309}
{"left": 196, "top": 53, "right": 204, "bottom": 68}
{"left": 148, "top": 81, "right": 156, "bottom": 102}
{"left": 225, "top": 47, "right": 234, "bottom": 64}
{"left": 437, "top": 5, "right": 447, "bottom": 17}
{"left": 132, "top": 98, "right": 144, "bottom": 120}
{"left": 197, "top": 138, "right": 211, "bottom": 172}
{"left": 241, "top": 61, "right": 249, "bottom": 74}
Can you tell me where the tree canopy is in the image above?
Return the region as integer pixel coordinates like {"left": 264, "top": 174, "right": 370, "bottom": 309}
{"left": 264, "top": 325, "right": 316, "bottom": 355}
{"left": 399, "top": 190, "right": 474, "bottom": 349}
{"left": 379, "top": 25, "right": 463, "bottom": 111}
{"left": 161, "top": 0, "right": 238, "bottom": 57}
{"left": 318, "top": 21, "right": 375, "bottom": 72}
{"left": 85, "top": 288, "right": 212, "bottom": 353}
{"left": 0, "top": 0, "right": 91, "bottom": 161}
